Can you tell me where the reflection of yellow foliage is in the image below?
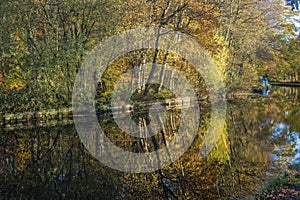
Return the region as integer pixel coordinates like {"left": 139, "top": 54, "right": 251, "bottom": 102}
{"left": 209, "top": 124, "right": 230, "bottom": 163}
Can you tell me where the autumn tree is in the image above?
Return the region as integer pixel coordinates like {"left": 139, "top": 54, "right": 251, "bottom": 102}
{"left": 217, "top": 0, "right": 288, "bottom": 90}
{"left": 0, "top": 0, "right": 121, "bottom": 112}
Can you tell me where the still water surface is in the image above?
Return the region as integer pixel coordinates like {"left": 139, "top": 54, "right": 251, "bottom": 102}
{"left": 0, "top": 87, "right": 299, "bottom": 199}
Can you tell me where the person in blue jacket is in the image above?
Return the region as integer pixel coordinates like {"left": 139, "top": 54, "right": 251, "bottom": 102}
{"left": 259, "top": 76, "right": 271, "bottom": 96}
{"left": 253, "top": 76, "right": 271, "bottom": 96}
{"left": 260, "top": 77, "right": 270, "bottom": 87}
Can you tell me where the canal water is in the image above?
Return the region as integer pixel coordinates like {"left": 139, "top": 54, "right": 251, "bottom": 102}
{"left": 0, "top": 87, "right": 299, "bottom": 199}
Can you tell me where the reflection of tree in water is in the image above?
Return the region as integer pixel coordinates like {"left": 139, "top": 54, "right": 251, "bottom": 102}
{"left": 99, "top": 108, "right": 180, "bottom": 153}
{"left": 2, "top": 96, "right": 300, "bottom": 199}
{"left": 0, "top": 125, "right": 120, "bottom": 199}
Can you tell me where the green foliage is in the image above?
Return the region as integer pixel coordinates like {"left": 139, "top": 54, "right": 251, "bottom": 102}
{"left": 0, "top": 0, "right": 122, "bottom": 112}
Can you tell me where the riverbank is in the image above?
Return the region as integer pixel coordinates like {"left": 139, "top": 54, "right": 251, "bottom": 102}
{"left": 0, "top": 96, "right": 210, "bottom": 129}
{"left": 255, "top": 164, "right": 300, "bottom": 199}
{"left": 270, "top": 82, "right": 300, "bottom": 87}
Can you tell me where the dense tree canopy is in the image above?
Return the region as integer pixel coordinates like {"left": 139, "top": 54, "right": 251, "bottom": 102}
{"left": 0, "top": 0, "right": 299, "bottom": 112}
